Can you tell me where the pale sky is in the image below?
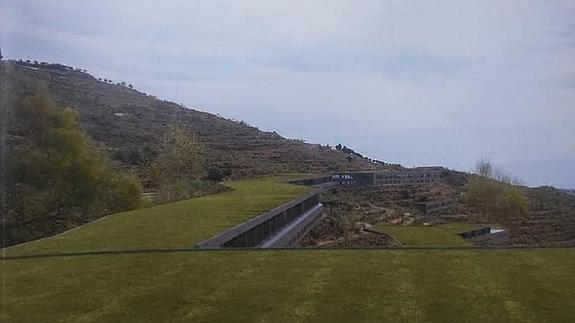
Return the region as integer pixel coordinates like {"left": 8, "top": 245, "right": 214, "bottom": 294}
{"left": 2, "top": 0, "right": 574, "bottom": 187}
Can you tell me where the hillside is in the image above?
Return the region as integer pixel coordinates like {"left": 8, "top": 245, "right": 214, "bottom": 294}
{"left": 1, "top": 60, "right": 382, "bottom": 178}
{"left": 301, "top": 176, "right": 575, "bottom": 247}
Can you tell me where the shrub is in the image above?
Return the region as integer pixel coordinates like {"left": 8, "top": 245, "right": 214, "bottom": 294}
{"left": 465, "top": 160, "right": 528, "bottom": 222}
{"left": 3, "top": 86, "right": 142, "bottom": 245}
{"left": 150, "top": 124, "right": 206, "bottom": 184}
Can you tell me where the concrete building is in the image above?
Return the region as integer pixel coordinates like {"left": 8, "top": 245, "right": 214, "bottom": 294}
{"left": 333, "top": 167, "right": 444, "bottom": 186}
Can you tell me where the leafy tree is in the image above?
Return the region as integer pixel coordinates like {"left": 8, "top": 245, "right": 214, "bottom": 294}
{"left": 152, "top": 124, "right": 206, "bottom": 183}
{"left": 147, "top": 125, "right": 207, "bottom": 203}
{"left": 3, "top": 86, "right": 141, "bottom": 245}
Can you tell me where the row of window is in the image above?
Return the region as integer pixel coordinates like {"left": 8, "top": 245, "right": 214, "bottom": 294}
{"left": 375, "top": 178, "right": 436, "bottom": 185}
{"left": 376, "top": 173, "right": 438, "bottom": 179}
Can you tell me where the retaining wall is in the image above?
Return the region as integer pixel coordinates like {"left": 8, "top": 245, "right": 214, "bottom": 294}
{"left": 196, "top": 189, "right": 324, "bottom": 249}
{"left": 417, "top": 198, "right": 456, "bottom": 214}
{"left": 460, "top": 227, "right": 510, "bottom": 246}
{"left": 470, "top": 231, "right": 510, "bottom": 246}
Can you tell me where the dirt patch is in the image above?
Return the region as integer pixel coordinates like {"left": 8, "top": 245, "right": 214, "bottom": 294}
{"left": 298, "top": 217, "right": 399, "bottom": 247}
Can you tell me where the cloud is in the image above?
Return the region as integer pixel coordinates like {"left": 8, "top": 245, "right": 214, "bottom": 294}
{"left": 2, "top": 0, "right": 575, "bottom": 186}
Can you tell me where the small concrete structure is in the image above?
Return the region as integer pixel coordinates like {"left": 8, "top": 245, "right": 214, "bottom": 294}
{"left": 460, "top": 227, "right": 509, "bottom": 246}
{"left": 417, "top": 198, "right": 456, "bottom": 214}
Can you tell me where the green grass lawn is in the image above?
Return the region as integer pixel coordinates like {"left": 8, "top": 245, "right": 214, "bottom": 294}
{"left": 3, "top": 249, "right": 575, "bottom": 322}
{"left": 3, "top": 176, "right": 575, "bottom": 322}
{"left": 4, "top": 177, "right": 311, "bottom": 257}
{"left": 371, "top": 223, "right": 490, "bottom": 247}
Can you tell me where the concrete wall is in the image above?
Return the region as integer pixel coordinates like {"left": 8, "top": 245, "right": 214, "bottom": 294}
{"left": 334, "top": 167, "right": 443, "bottom": 186}
{"left": 460, "top": 227, "right": 491, "bottom": 239}
{"left": 288, "top": 176, "right": 334, "bottom": 186}
{"left": 469, "top": 231, "right": 510, "bottom": 246}
{"left": 196, "top": 189, "right": 324, "bottom": 249}
{"left": 460, "top": 227, "right": 510, "bottom": 246}
{"left": 260, "top": 204, "right": 324, "bottom": 248}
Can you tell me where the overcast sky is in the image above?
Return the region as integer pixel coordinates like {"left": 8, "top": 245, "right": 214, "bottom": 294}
{"left": 2, "top": 0, "right": 574, "bottom": 187}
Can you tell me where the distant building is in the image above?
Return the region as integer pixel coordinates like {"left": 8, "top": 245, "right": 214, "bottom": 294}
{"left": 333, "top": 167, "right": 444, "bottom": 186}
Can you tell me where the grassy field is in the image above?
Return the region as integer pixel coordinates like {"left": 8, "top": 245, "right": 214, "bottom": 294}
{"left": 371, "top": 223, "right": 489, "bottom": 247}
{"left": 4, "top": 177, "right": 311, "bottom": 257}
{"left": 3, "top": 176, "right": 575, "bottom": 322}
{"left": 3, "top": 249, "right": 575, "bottom": 322}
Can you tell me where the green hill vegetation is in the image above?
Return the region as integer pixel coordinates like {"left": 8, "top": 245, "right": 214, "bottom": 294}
{"left": 0, "top": 59, "right": 387, "bottom": 246}
{"left": 3, "top": 59, "right": 575, "bottom": 322}
{"left": 1, "top": 82, "right": 141, "bottom": 246}
{"left": 3, "top": 177, "right": 575, "bottom": 322}
{"left": 5, "top": 177, "right": 310, "bottom": 257}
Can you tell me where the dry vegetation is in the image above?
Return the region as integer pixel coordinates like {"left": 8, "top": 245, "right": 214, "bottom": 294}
{"left": 4, "top": 61, "right": 382, "bottom": 179}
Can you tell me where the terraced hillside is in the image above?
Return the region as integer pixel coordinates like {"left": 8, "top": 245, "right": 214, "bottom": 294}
{"left": 305, "top": 179, "right": 575, "bottom": 247}
{"left": 2, "top": 61, "right": 380, "bottom": 177}
{"left": 3, "top": 176, "right": 575, "bottom": 322}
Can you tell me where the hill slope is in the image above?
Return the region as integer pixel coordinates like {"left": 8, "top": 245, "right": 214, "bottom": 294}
{"left": 2, "top": 60, "right": 381, "bottom": 177}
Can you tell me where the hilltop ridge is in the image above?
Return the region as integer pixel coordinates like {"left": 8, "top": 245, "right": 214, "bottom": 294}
{"left": 2, "top": 60, "right": 387, "bottom": 178}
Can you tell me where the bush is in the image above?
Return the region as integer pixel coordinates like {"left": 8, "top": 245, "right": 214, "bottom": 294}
{"left": 205, "top": 166, "right": 232, "bottom": 182}
{"left": 465, "top": 160, "right": 528, "bottom": 222}
{"left": 150, "top": 124, "right": 206, "bottom": 185}
{"left": 3, "top": 86, "right": 142, "bottom": 245}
